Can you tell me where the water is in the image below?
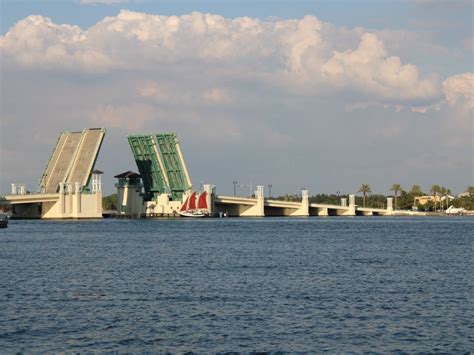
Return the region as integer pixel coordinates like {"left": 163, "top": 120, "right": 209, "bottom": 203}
{"left": 1, "top": 217, "right": 472, "bottom": 352}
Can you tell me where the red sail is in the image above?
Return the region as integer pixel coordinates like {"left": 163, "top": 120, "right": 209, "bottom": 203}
{"left": 180, "top": 196, "right": 189, "bottom": 211}
{"left": 198, "top": 191, "right": 208, "bottom": 209}
{"left": 188, "top": 191, "right": 197, "bottom": 210}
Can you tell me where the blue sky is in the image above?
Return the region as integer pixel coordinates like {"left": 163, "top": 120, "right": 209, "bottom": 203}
{"left": 3, "top": 0, "right": 472, "bottom": 53}
{"left": 1, "top": 0, "right": 473, "bottom": 196}
{"left": 2, "top": 1, "right": 422, "bottom": 32}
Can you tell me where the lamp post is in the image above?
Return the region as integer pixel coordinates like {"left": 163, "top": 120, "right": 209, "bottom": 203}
{"left": 268, "top": 184, "right": 272, "bottom": 198}
{"left": 233, "top": 180, "right": 237, "bottom": 196}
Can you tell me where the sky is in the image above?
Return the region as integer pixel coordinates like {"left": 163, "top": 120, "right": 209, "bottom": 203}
{"left": 0, "top": 0, "right": 473, "bottom": 197}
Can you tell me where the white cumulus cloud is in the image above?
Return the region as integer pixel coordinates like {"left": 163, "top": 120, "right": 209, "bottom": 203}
{"left": 321, "top": 33, "right": 438, "bottom": 101}
{"left": 442, "top": 72, "right": 474, "bottom": 110}
{"left": 0, "top": 15, "right": 112, "bottom": 72}
{"left": 1, "top": 11, "right": 441, "bottom": 104}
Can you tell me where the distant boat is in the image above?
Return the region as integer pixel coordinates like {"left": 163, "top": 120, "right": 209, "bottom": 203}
{"left": 445, "top": 205, "right": 466, "bottom": 215}
{"left": 0, "top": 213, "right": 8, "bottom": 228}
{"left": 178, "top": 191, "right": 209, "bottom": 218}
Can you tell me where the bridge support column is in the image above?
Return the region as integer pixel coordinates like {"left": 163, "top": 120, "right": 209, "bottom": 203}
{"left": 240, "top": 185, "right": 265, "bottom": 217}
{"left": 59, "top": 182, "right": 66, "bottom": 216}
{"left": 73, "top": 182, "right": 81, "bottom": 217}
{"left": 203, "top": 184, "right": 215, "bottom": 215}
{"left": 66, "top": 183, "right": 73, "bottom": 214}
{"left": 92, "top": 172, "right": 102, "bottom": 215}
{"left": 290, "top": 189, "right": 309, "bottom": 216}
{"left": 318, "top": 207, "right": 329, "bottom": 216}
{"left": 95, "top": 189, "right": 102, "bottom": 215}
{"left": 341, "top": 198, "right": 347, "bottom": 207}
{"left": 386, "top": 197, "right": 394, "bottom": 215}
{"left": 255, "top": 185, "right": 265, "bottom": 216}
{"left": 347, "top": 194, "right": 356, "bottom": 216}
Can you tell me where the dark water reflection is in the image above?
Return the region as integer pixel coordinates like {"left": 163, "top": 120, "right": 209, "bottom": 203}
{"left": 1, "top": 217, "right": 472, "bottom": 352}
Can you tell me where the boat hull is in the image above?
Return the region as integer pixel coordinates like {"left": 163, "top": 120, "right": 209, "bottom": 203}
{"left": 178, "top": 211, "right": 206, "bottom": 218}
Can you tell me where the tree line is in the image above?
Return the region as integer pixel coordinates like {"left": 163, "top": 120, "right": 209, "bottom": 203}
{"left": 356, "top": 184, "right": 474, "bottom": 211}
{"left": 274, "top": 185, "right": 474, "bottom": 211}
{"left": 102, "top": 185, "right": 474, "bottom": 211}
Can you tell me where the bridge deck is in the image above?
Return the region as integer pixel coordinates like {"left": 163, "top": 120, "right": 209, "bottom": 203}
{"left": 67, "top": 129, "right": 105, "bottom": 188}
{"left": 357, "top": 207, "right": 387, "bottom": 213}
{"left": 310, "top": 203, "right": 349, "bottom": 210}
{"left": 215, "top": 195, "right": 389, "bottom": 215}
{"left": 39, "top": 133, "right": 67, "bottom": 193}
{"left": 128, "top": 133, "right": 191, "bottom": 201}
{"left": 42, "top": 132, "right": 82, "bottom": 193}
{"left": 215, "top": 196, "right": 258, "bottom": 206}
{"left": 6, "top": 193, "right": 60, "bottom": 204}
{"left": 39, "top": 129, "right": 105, "bottom": 193}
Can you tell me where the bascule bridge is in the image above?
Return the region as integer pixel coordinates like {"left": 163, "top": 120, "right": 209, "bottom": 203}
{"left": 123, "top": 132, "right": 394, "bottom": 217}
{"left": 5, "top": 128, "right": 106, "bottom": 219}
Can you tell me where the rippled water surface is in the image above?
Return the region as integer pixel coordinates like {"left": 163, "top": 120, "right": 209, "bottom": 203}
{"left": 1, "top": 217, "right": 473, "bottom": 352}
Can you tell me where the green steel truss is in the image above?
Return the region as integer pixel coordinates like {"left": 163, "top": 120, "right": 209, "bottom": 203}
{"left": 128, "top": 133, "right": 191, "bottom": 200}
{"left": 128, "top": 135, "right": 168, "bottom": 199}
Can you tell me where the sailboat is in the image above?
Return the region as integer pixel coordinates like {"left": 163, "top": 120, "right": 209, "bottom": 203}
{"left": 178, "top": 191, "right": 209, "bottom": 217}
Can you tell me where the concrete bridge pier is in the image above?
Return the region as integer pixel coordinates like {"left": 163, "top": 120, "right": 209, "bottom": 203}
{"left": 339, "top": 194, "right": 356, "bottom": 216}
{"left": 349, "top": 194, "right": 356, "bottom": 214}
{"left": 203, "top": 184, "right": 215, "bottom": 215}
{"left": 59, "top": 182, "right": 66, "bottom": 214}
{"left": 73, "top": 182, "right": 81, "bottom": 216}
{"left": 290, "top": 189, "right": 310, "bottom": 216}
{"left": 240, "top": 185, "right": 265, "bottom": 217}
{"left": 318, "top": 207, "right": 329, "bottom": 216}
{"left": 386, "top": 197, "right": 394, "bottom": 215}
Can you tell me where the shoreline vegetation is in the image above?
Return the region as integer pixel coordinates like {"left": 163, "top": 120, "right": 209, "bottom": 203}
{"left": 101, "top": 185, "right": 474, "bottom": 214}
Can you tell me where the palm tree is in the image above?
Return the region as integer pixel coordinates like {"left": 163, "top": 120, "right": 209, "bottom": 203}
{"left": 358, "top": 184, "right": 372, "bottom": 207}
{"left": 443, "top": 187, "right": 452, "bottom": 210}
{"left": 390, "top": 184, "right": 403, "bottom": 210}
{"left": 430, "top": 185, "right": 441, "bottom": 211}
{"left": 410, "top": 184, "right": 423, "bottom": 208}
{"left": 467, "top": 186, "right": 474, "bottom": 197}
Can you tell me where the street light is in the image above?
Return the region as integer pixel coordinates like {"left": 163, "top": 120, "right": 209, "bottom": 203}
{"left": 268, "top": 184, "right": 272, "bottom": 198}
{"left": 233, "top": 180, "right": 238, "bottom": 196}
